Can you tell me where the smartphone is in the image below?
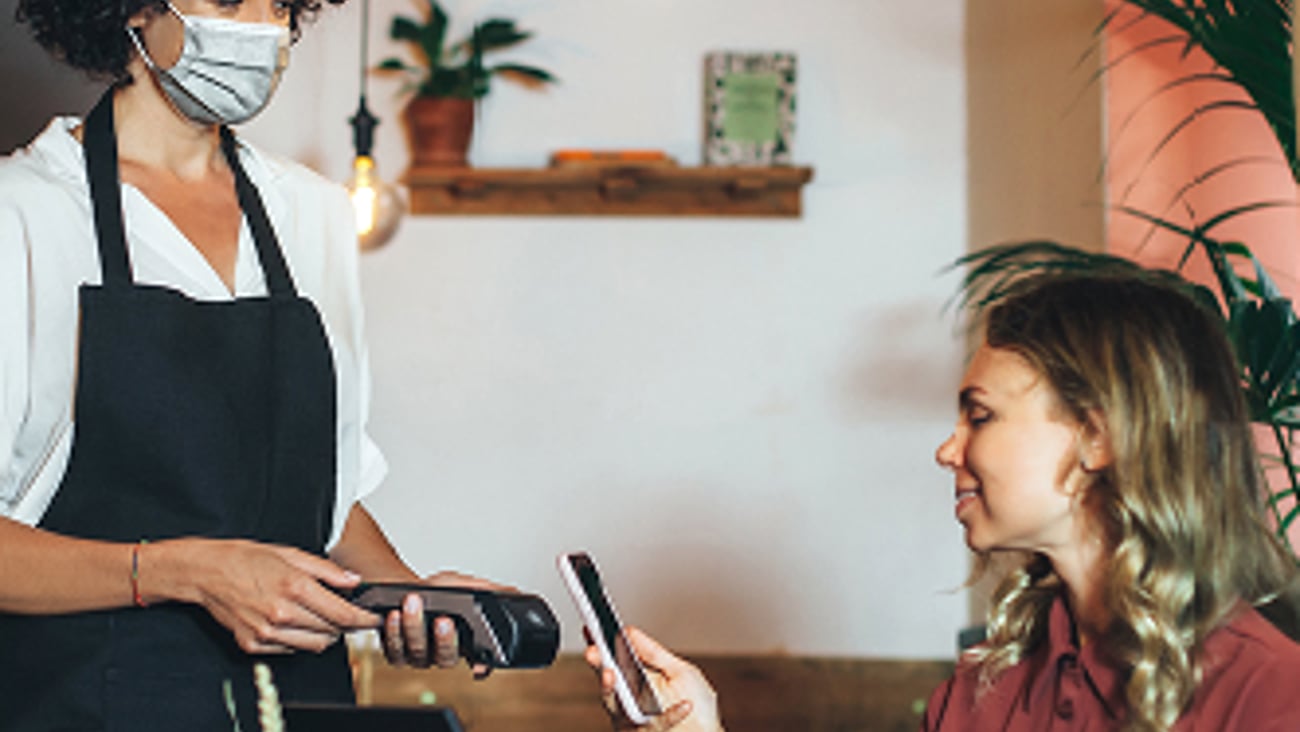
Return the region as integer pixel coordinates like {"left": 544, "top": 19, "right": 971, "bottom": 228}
{"left": 557, "top": 552, "right": 663, "bottom": 724}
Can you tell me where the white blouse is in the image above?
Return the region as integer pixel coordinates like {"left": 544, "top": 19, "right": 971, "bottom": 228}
{"left": 0, "top": 118, "right": 387, "bottom": 548}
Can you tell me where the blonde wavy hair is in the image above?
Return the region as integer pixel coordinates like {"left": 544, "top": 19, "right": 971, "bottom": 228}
{"left": 963, "top": 269, "right": 1298, "bottom": 731}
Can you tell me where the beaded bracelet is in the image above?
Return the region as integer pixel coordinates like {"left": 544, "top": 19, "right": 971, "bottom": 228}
{"left": 131, "top": 540, "right": 148, "bottom": 608}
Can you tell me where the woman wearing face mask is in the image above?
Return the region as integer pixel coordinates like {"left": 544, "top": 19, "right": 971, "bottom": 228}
{"left": 585, "top": 263, "right": 1300, "bottom": 731}
{"left": 0, "top": 1, "right": 493, "bottom": 729}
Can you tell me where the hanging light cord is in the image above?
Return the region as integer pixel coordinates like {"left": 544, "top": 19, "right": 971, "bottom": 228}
{"left": 359, "top": 0, "right": 370, "bottom": 97}
{"left": 350, "top": 0, "right": 378, "bottom": 158}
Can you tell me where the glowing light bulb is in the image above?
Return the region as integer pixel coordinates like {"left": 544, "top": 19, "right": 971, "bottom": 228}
{"left": 346, "top": 155, "right": 405, "bottom": 250}
{"left": 349, "top": 156, "right": 379, "bottom": 234}
{"left": 347, "top": 2, "right": 401, "bottom": 252}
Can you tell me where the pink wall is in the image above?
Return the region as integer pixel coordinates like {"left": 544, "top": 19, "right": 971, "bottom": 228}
{"left": 1104, "top": 2, "right": 1300, "bottom": 296}
{"left": 1104, "top": 1, "right": 1300, "bottom": 547}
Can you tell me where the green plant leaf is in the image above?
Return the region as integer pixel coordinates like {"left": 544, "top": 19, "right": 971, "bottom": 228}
{"left": 1278, "top": 392, "right": 1300, "bottom": 409}
{"left": 1236, "top": 300, "right": 1290, "bottom": 405}
{"left": 1110, "top": 0, "right": 1297, "bottom": 181}
{"left": 1276, "top": 418, "right": 1300, "bottom": 431}
{"left": 475, "top": 19, "right": 531, "bottom": 50}
{"left": 952, "top": 241, "right": 1163, "bottom": 313}
{"left": 388, "top": 3, "right": 450, "bottom": 89}
{"left": 1116, "top": 99, "right": 1261, "bottom": 204}
{"left": 1124, "top": 157, "right": 1289, "bottom": 252}
{"left": 1278, "top": 503, "right": 1300, "bottom": 533}
{"left": 422, "top": 67, "right": 473, "bottom": 98}
{"left": 1187, "top": 236, "right": 1249, "bottom": 311}
{"left": 490, "top": 63, "right": 557, "bottom": 84}
{"left": 390, "top": 16, "right": 424, "bottom": 45}
{"left": 383, "top": 1, "right": 554, "bottom": 100}
{"left": 1213, "top": 242, "right": 1267, "bottom": 300}
{"left": 1258, "top": 316, "right": 1300, "bottom": 401}
{"left": 1196, "top": 200, "right": 1297, "bottom": 238}
{"left": 421, "top": 1, "right": 449, "bottom": 67}
{"left": 1110, "top": 70, "right": 1234, "bottom": 134}
{"left": 1268, "top": 489, "right": 1299, "bottom": 509}
{"left": 1106, "top": 204, "right": 1300, "bottom": 313}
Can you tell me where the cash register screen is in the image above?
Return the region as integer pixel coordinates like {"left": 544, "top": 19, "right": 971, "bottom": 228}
{"left": 281, "top": 704, "right": 465, "bottom": 732}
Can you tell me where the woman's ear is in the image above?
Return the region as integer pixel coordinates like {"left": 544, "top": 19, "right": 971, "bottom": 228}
{"left": 1078, "top": 409, "right": 1113, "bottom": 473}
{"left": 126, "top": 2, "right": 164, "bottom": 30}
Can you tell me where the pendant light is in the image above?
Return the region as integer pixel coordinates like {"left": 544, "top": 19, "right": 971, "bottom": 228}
{"left": 347, "top": 0, "right": 405, "bottom": 251}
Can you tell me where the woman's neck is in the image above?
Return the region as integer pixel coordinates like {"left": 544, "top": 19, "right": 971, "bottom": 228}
{"left": 110, "top": 69, "right": 226, "bottom": 182}
{"left": 1046, "top": 537, "right": 1111, "bottom": 643}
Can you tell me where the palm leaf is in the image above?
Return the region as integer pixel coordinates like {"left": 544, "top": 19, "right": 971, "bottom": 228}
{"left": 1111, "top": 0, "right": 1296, "bottom": 180}
{"left": 1109, "top": 203, "right": 1296, "bottom": 316}
{"left": 1116, "top": 99, "right": 1261, "bottom": 204}
{"left": 953, "top": 241, "right": 1169, "bottom": 312}
{"left": 1157, "top": 156, "right": 1286, "bottom": 213}
{"left": 1278, "top": 503, "right": 1300, "bottom": 533}
{"left": 1106, "top": 71, "right": 1236, "bottom": 173}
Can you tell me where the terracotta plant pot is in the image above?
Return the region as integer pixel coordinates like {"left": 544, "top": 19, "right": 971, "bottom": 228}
{"left": 404, "top": 96, "right": 475, "bottom": 168}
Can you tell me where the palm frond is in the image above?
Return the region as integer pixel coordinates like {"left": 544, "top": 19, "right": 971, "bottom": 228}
{"left": 1109, "top": 0, "right": 1297, "bottom": 180}
{"left": 1117, "top": 99, "right": 1261, "bottom": 204}
{"left": 952, "top": 241, "right": 1180, "bottom": 313}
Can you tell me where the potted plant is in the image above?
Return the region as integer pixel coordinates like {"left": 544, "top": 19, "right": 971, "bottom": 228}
{"left": 377, "top": 0, "right": 556, "bottom": 168}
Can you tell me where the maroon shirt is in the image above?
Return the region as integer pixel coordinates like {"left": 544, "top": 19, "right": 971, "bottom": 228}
{"left": 923, "top": 594, "right": 1300, "bottom": 731}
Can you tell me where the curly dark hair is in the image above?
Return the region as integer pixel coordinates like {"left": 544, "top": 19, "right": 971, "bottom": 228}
{"left": 16, "top": 0, "right": 347, "bottom": 81}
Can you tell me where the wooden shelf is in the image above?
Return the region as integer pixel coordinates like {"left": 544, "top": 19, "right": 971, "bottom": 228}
{"left": 404, "top": 165, "right": 814, "bottom": 217}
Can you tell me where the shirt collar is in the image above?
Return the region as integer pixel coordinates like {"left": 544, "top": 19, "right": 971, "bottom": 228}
{"left": 26, "top": 116, "right": 290, "bottom": 187}
{"left": 1022, "top": 592, "right": 1128, "bottom": 721}
{"left": 27, "top": 116, "right": 291, "bottom": 299}
{"left": 26, "top": 117, "right": 90, "bottom": 190}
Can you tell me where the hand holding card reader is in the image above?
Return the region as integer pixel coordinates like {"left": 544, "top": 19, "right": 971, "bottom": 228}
{"left": 347, "top": 584, "right": 559, "bottom": 671}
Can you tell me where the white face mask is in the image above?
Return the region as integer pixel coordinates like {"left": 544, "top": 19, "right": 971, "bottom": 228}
{"left": 129, "top": 1, "right": 290, "bottom": 126}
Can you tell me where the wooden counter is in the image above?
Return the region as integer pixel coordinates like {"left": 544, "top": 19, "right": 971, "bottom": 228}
{"left": 352, "top": 650, "right": 952, "bottom": 732}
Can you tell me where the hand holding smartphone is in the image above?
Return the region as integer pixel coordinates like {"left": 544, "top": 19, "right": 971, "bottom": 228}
{"left": 557, "top": 552, "right": 663, "bottom": 724}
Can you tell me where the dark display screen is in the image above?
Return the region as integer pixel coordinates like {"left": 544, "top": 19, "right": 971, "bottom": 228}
{"left": 572, "top": 556, "right": 661, "bottom": 714}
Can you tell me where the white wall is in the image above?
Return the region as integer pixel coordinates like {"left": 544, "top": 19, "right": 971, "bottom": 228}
{"left": 248, "top": 0, "right": 972, "bottom": 660}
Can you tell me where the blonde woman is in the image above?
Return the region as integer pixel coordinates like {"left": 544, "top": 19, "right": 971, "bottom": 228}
{"left": 588, "top": 266, "right": 1300, "bottom": 731}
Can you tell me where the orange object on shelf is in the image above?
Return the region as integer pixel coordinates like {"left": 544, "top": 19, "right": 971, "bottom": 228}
{"left": 549, "top": 149, "right": 677, "bottom": 167}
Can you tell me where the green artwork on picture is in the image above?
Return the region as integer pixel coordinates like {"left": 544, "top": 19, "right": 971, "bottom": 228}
{"left": 703, "top": 51, "right": 796, "bottom": 166}
{"left": 721, "top": 72, "right": 780, "bottom": 143}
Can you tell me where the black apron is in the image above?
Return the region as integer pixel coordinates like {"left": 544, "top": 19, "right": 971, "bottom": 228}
{"left": 0, "top": 91, "right": 354, "bottom": 731}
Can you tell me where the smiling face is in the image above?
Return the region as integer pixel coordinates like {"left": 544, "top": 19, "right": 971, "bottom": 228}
{"left": 935, "top": 344, "right": 1100, "bottom": 556}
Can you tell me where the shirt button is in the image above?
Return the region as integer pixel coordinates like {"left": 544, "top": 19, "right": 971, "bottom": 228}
{"left": 1057, "top": 697, "right": 1075, "bottom": 720}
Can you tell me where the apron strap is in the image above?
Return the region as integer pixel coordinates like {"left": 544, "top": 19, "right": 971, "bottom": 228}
{"left": 219, "top": 127, "right": 298, "bottom": 298}
{"left": 81, "top": 89, "right": 299, "bottom": 297}
{"left": 84, "top": 89, "right": 132, "bottom": 289}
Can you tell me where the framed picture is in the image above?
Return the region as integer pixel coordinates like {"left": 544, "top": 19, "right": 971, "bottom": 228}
{"left": 703, "top": 51, "right": 797, "bottom": 166}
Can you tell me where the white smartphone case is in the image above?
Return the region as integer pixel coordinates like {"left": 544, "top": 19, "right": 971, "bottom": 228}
{"left": 557, "top": 553, "right": 660, "bottom": 725}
